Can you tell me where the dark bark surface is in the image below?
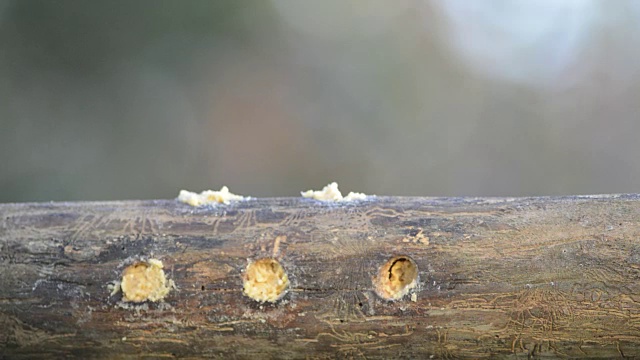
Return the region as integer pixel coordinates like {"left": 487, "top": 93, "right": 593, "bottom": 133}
{"left": 2, "top": 195, "right": 640, "bottom": 359}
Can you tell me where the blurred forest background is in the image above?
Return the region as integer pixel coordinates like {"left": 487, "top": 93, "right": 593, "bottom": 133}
{"left": 2, "top": 0, "right": 640, "bottom": 202}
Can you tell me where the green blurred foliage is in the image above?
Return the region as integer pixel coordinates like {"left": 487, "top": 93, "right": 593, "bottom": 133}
{"left": 1, "top": 0, "right": 639, "bottom": 202}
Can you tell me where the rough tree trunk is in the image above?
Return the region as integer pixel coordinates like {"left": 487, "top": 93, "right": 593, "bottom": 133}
{"left": 2, "top": 195, "right": 640, "bottom": 358}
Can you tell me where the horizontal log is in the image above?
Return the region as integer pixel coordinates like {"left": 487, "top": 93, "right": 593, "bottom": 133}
{"left": 2, "top": 195, "right": 640, "bottom": 358}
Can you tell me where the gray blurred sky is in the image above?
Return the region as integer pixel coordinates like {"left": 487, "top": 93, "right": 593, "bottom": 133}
{"left": 1, "top": 0, "right": 640, "bottom": 202}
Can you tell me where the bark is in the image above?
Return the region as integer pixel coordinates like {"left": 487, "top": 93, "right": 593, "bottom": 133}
{"left": 2, "top": 195, "right": 640, "bottom": 358}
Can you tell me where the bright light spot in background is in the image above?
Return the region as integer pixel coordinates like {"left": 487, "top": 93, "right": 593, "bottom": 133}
{"left": 431, "top": 0, "right": 598, "bottom": 89}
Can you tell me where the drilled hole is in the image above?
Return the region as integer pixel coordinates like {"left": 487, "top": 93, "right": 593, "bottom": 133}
{"left": 121, "top": 259, "right": 173, "bottom": 302}
{"left": 243, "top": 258, "right": 289, "bottom": 303}
{"left": 374, "top": 256, "right": 418, "bottom": 300}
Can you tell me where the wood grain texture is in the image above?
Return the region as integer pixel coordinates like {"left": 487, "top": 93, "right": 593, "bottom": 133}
{"left": 2, "top": 195, "right": 640, "bottom": 359}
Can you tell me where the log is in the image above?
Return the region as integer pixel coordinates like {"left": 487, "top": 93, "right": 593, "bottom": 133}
{"left": 2, "top": 195, "right": 640, "bottom": 359}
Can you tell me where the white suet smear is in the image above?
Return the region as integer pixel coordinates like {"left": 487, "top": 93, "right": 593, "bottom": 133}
{"left": 178, "top": 186, "right": 248, "bottom": 206}
{"left": 301, "top": 182, "right": 371, "bottom": 202}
